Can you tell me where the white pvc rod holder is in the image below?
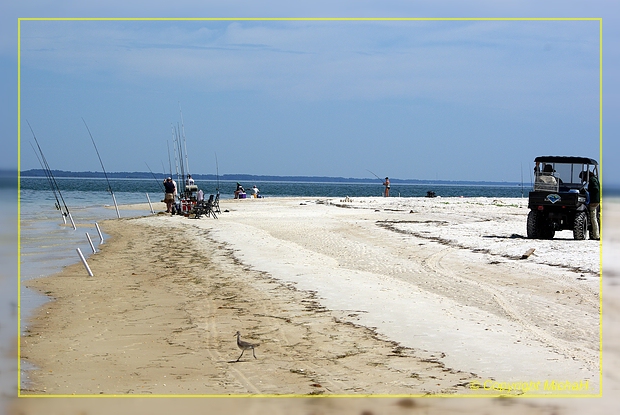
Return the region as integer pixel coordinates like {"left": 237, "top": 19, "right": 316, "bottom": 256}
{"left": 111, "top": 193, "right": 120, "bottom": 219}
{"left": 95, "top": 222, "right": 104, "bottom": 243}
{"left": 146, "top": 193, "right": 154, "bottom": 214}
{"left": 86, "top": 232, "right": 96, "bottom": 253}
{"left": 68, "top": 212, "right": 76, "bottom": 230}
{"left": 76, "top": 248, "right": 94, "bottom": 277}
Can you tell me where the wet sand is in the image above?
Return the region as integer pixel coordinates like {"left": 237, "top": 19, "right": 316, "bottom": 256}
{"left": 12, "top": 196, "right": 615, "bottom": 414}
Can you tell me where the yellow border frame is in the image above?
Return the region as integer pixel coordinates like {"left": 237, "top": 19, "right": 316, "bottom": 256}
{"left": 17, "top": 17, "right": 604, "bottom": 399}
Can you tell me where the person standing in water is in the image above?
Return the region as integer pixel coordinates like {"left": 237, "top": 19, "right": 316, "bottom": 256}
{"left": 383, "top": 177, "right": 390, "bottom": 197}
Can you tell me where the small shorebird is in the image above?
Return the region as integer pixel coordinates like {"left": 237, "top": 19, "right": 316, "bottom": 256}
{"left": 234, "top": 331, "right": 258, "bottom": 362}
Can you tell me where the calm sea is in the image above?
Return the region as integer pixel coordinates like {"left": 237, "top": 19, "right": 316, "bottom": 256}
{"left": 12, "top": 176, "right": 525, "bottom": 389}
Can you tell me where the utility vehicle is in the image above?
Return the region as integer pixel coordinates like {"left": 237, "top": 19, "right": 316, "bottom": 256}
{"left": 527, "top": 156, "right": 599, "bottom": 240}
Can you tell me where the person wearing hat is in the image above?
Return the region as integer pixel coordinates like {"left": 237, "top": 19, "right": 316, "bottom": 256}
{"left": 536, "top": 164, "right": 558, "bottom": 188}
{"left": 579, "top": 170, "right": 600, "bottom": 240}
{"left": 234, "top": 182, "right": 245, "bottom": 199}
{"left": 163, "top": 177, "right": 176, "bottom": 213}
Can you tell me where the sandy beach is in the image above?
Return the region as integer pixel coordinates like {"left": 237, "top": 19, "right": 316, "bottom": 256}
{"left": 13, "top": 196, "right": 614, "bottom": 414}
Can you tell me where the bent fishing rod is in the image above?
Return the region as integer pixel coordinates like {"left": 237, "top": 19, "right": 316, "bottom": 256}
{"left": 366, "top": 169, "right": 397, "bottom": 196}
{"left": 82, "top": 118, "right": 120, "bottom": 218}
{"left": 366, "top": 169, "right": 383, "bottom": 182}
{"left": 29, "top": 142, "right": 61, "bottom": 212}
{"left": 27, "top": 121, "right": 76, "bottom": 228}
{"left": 145, "top": 162, "right": 165, "bottom": 192}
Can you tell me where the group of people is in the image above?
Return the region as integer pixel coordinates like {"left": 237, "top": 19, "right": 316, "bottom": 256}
{"left": 234, "top": 183, "right": 261, "bottom": 199}
{"left": 537, "top": 164, "right": 600, "bottom": 240}
{"left": 165, "top": 177, "right": 262, "bottom": 211}
{"left": 162, "top": 174, "right": 195, "bottom": 214}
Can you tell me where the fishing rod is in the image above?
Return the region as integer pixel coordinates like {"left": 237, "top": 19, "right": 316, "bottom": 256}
{"left": 145, "top": 162, "right": 165, "bottom": 192}
{"left": 179, "top": 103, "right": 190, "bottom": 178}
{"left": 29, "top": 142, "right": 61, "bottom": 212}
{"left": 161, "top": 160, "right": 168, "bottom": 179}
{"left": 215, "top": 151, "right": 220, "bottom": 194}
{"left": 173, "top": 123, "right": 185, "bottom": 194}
{"left": 27, "top": 121, "right": 76, "bottom": 228}
{"left": 29, "top": 141, "right": 71, "bottom": 226}
{"left": 366, "top": 169, "right": 383, "bottom": 182}
{"left": 82, "top": 118, "right": 120, "bottom": 218}
{"left": 166, "top": 140, "right": 173, "bottom": 178}
{"left": 171, "top": 127, "right": 181, "bottom": 196}
{"left": 171, "top": 124, "right": 181, "bottom": 193}
{"left": 367, "top": 169, "right": 397, "bottom": 196}
{"left": 520, "top": 163, "right": 524, "bottom": 198}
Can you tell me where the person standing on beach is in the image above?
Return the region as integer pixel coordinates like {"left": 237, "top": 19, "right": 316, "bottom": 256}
{"left": 580, "top": 170, "right": 600, "bottom": 240}
{"left": 163, "top": 177, "right": 176, "bottom": 213}
{"left": 383, "top": 177, "right": 390, "bottom": 197}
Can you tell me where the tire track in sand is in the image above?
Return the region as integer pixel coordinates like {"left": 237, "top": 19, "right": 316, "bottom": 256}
{"left": 420, "top": 247, "right": 598, "bottom": 370}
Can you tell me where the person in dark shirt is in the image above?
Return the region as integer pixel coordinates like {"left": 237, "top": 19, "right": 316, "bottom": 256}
{"left": 234, "top": 182, "right": 245, "bottom": 199}
{"left": 163, "top": 177, "right": 176, "bottom": 213}
{"left": 580, "top": 170, "right": 600, "bottom": 240}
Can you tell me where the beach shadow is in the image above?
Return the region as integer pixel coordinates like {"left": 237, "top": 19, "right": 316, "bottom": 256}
{"left": 483, "top": 234, "right": 589, "bottom": 241}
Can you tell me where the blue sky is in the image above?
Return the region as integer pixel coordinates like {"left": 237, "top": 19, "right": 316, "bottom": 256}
{"left": 2, "top": 2, "right": 617, "bottom": 184}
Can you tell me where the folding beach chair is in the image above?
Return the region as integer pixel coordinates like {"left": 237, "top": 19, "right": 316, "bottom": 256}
{"left": 189, "top": 194, "right": 218, "bottom": 219}
{"left": 213, "top": 192, "right": 221, "bottom": 214}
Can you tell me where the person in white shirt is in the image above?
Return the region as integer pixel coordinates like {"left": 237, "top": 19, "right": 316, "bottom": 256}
{"left": 252, "top": 185, "right": 260, "bottom": 198}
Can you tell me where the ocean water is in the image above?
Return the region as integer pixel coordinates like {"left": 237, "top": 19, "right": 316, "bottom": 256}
{"left": 13, "top": 176, "right": 526, "bottom": 389}
{"left": 20, "top": 176, "right": 528, "bottom": 199}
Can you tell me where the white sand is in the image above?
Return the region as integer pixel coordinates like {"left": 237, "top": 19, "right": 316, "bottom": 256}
{"left": 138, "top": 196, "right": 600, "bottom": 391}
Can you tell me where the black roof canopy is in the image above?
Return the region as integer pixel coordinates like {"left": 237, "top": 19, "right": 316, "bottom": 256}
{"left": 534, "top": 156, "right": 598, "bottom": 165}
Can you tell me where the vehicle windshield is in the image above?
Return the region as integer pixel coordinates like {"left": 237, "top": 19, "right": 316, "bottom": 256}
{"left": 534, "top": 162, "right": 596, "bottom": 192}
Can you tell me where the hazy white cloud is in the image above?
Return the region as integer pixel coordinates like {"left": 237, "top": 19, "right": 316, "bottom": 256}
{"left": 15, "top": 17, "right": 602, "bottom": 179}
{"left": 21, "top": 19, "right": 598, "bottom": 111}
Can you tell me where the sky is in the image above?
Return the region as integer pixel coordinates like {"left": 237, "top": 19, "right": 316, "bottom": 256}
{"left": 2, "top": 1, "right": 617, "bottom": 185}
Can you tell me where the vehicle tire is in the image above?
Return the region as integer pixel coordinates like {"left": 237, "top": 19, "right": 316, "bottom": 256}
{"left": 527, "top": 210, "right": 540, "bottom": 239}
{"left": 573, "top": 211, "right": 588, "bottom": 240}
{"left": 527, "top": 210, "right": 555, "bottom": 239}
{"left": 542, "top": 226, "right": 555, "bottom": 240}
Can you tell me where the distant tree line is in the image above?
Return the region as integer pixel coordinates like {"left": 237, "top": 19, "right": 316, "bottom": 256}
{"left": 18, "top": 169, "right": 519, "bottom": 186}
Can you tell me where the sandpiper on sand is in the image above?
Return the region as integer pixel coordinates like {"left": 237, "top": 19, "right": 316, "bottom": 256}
{"left": 234, "top": 331, "right": 258, "bottom": 362}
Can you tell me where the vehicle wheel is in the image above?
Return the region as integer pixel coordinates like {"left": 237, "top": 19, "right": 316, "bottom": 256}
{"left": 527, "top": 210, "right": 540, "bottom": 239}
{"left": 573, "top": 211, "right": 588, "bottom": 240}
{"left": 527, "top": 210, "right": 554, "bottom": 239}
{"left": 542, "top": 226, "right": 555, "bottom": 240}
